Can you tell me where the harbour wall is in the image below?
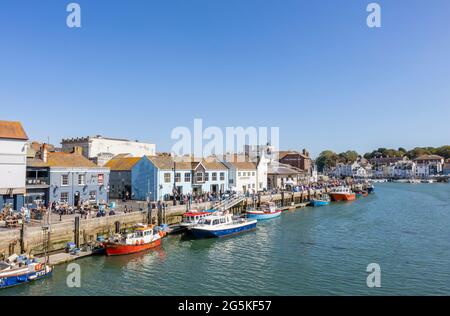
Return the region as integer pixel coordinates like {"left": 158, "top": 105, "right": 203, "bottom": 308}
{"left": 0, "top": 190, "right": 329, "bottom": 257}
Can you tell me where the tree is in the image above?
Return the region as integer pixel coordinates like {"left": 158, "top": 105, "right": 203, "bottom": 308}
{"left": 316, "top": 150, "right": 339, "bottom": 172}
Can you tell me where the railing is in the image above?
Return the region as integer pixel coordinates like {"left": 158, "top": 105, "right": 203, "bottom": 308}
{"left": 213, "top": 195, "right": 247, "bottom": 212}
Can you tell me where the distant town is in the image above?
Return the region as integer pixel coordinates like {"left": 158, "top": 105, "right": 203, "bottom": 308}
{"left": 1, "top": 120, "right": 449, "bottom": 212}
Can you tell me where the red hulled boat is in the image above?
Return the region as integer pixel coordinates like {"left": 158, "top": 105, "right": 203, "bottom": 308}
{"left": 329, "top": 187, "right": 356, "bottom": 202}
{"left": 104, "top": 224, "right": 163, "bottom": 256}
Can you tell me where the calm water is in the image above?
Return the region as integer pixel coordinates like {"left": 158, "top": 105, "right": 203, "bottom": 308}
{"left": 3, "top": 183, "right": 450, "bottom": 296}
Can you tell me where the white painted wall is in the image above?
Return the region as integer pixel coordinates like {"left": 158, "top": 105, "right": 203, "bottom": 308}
{"left": 62, "top": 137, "right": 156, "bottom": 159}
{"left": 0, "top": 139, "right": 27, "bottom": 194}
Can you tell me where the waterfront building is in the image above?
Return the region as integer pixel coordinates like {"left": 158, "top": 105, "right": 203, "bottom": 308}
{"left": 61, "top": 135, "right": 156, "bottom": 166}
{"left": 193, "top": 159, "right": 229, "bottom": 194}
{"left": 267, "top": 162, "right": 304, "bottom": 190}
{"left": 278, "top": 149, "right": 312, "bottom": 175}
{"left": 222, "top": 155, "right": 259, "bottom": 193}
{"left": 331, "top": 160, "right": 372, "bottom": 179}
{"left": 0, "top": 121, "right": 28, "bottom": 210}
{"left": 27, "top": 146, "right": 110, "bottom": 206}
{"left": 390, "top": 160, "right": 416, "bottom": 179}
{"left": 444, "top": 159, "right": 450, "bottom": 175}
{"left": 414, "top": 155, "right": 445, "bottom": 177}
{"left": 105, "top": 157, "right": 142, "bottom": 200}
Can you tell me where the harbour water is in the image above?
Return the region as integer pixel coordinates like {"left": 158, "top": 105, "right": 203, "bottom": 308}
{"left": 2, "top": 183, "right": 450, "bottom": 296}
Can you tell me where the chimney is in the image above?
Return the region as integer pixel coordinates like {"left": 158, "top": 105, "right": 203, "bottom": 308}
{"left": 73, "top": 146, "right": 83, "bottom": 155}
{"left": 42, "top": 143, "right": 49, "bottom": 163}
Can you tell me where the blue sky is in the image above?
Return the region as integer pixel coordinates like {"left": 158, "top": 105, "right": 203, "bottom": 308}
{"left": 1, "top": 0, "right": 449, "bottom": 157}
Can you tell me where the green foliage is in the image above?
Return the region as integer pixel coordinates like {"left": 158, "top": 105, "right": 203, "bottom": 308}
{"left": 316, "top": 150, "right": 339, "bottom": 172}
{"left": 363, "top": 146, "right": 450, "bottom": 160}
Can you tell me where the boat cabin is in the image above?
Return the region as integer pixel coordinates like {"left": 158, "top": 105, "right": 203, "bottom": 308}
{"left": 182, "top": 211, "right": 211, "bottom": 224}
{"left": 197, "top": 213, "right": 234, "bottom": 227}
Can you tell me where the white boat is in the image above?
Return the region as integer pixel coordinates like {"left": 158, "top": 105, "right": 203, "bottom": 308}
{"left": 190, "top": 212, "right": 257, "bottom": 239}
{"left": 179, "top": 210, "right": 215, "bottom": 229}
{"left": 246, "top": 202, "right": 282, "bottom": 220}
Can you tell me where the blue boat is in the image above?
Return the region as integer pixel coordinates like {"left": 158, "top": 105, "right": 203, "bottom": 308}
{"left": 0, "top": 255, "right": 52, "bottom": 289}
{"left": 190, "top": 212, "right": 257, "bottom": 238}
{"left": 310, "top": 194, "right": 331, "bottom": 207}
{"left": 246, "top": 202, "right": 282, "bottom": 220}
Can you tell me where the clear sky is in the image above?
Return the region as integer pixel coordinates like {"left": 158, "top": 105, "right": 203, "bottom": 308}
{"left": 1, "top": 0, "right": 449, "bottom": 158}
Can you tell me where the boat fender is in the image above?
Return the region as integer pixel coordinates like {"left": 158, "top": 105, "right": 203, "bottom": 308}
{"left": 159, "top": 232, "right": 164, "bottom": 238}
{"left": 35, "top": 263, "right": 42, "bottom": 271}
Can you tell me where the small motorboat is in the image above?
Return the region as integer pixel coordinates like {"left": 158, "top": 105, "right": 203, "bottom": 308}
{"left": 310, "top": 194, "right": 331, "bottom": 207}
{"left": 179, "top": 209, "right": 216, "bottom": 230}
{"left": 190, "top": 212, "right": 257, "bottom": 239}
{"left": 0, "top": 254, "right": 52, "bottom": 289}
{"left": 104, "top": 224, "right": 163, "bottom": 256}
{"left": 367, "top": 184, "right": 375, "bottom": 194}
{"left": 355, "top": 190, "right": 369, "bottom": 198}
{"left": 246, "top": 202, "right": 282, "bottom": 220}
{"left": 329, "top": 187, "right": 356, "bottom": 202}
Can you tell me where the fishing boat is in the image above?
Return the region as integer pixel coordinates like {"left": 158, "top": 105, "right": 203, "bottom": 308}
{"left": 329, "top": 187, "right": 356, "bottom": 202}
{"left": 310, "top": 194, "right": 331, "bottom": 207}
{"left": 104, "top": 224, "right": 163, "bottom": 256}
{"left": 0, "top": 254, "right": 52, "bottom": 289}
{"left": 246, "top": 202, "right": 282, "bottom": 220}
{"left": 190, "top": 212, "right": 257, "bottom": 239}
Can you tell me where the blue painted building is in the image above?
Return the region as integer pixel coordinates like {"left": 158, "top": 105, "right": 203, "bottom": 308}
{"left": 108, "top": 156, "right": 230, "bottom": 202}
{"left": 27, "top": 148, "right": 110, "bottom": 206}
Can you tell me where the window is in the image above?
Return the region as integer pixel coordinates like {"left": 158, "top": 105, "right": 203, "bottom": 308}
{"left": 252, "top": 172, "right": 255, "bottom": 176}
{"left": 61, "top": 175, "right": 69, "bottom": 186}
{"left": 238, "top": 172, "right": 241, "bottom": 177}
{"left": 252, "top": 184, "right": 255, "bottom": 188}
{"left": 175, "top": 173, "right": 181, "bottom": 183}
{"left": 220, "top": 172, "right": 225, "bottom": 181}
{"left": 78, "top": 174, "right": 85, "bottom": 186}
{"left": 185, "top": 173, "right": 191, "bottom": 182}
{"left": 229, "top": 179, "right": 234, "bottom": 184}
{"left": 204, "top": 173, "right": 209, "bottom": 181}
{"left": 89, "top": 191, "right": 97, "bottom": 201}
{"left": 164, "top": 173, "right": 171, "bottom": 183}
{"left": 212, "top": 172, "right": 217, "bottom": 181}
{"left": 196, "top": 172, "right": 203, "bottom": 182}
{"left": 60, "top": 192, "right": 69, "bottom": 203}
{"left": 98, "top": 174, "right": 104, "bottom": 185}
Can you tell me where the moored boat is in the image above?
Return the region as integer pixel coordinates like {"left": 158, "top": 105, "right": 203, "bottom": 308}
{"left": 0, "top": 255, "right": 52, "bottom": 289}
{"left": 190, "top": 212, "right": 257, "bottom": 239}
{"left": 104, "top": 224, "right": 163, "bottom": 256}
{"left": 246, "top": 202, "right": 282, "bottom": 220}
{"left": 329, "top": 187, "right": 356, "bottom": 202}
{"left": 310, "top": 194, "right": 331, "bottom": 207}
{"left": 179, "top": 210, "right": 215, "bottom": 230}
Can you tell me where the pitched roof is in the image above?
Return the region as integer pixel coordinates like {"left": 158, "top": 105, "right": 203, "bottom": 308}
{"left": 414, "top": 154, "right": 444, "bottom": 161}
{"left": 0, "top": 121, "right": 28, "bottom": 140}
{"left": 146, "top": 156, "right": 199, "bottom": 170}
{"left": 104, "top": 157, "right": 141, "bottom": 171}
{"left": 223, "top": 155, "right": 257, "bottom": 170}
{"left": 47, "top": 152, "right": 98, "bottom": 168}
{"left": 278, "top": 151, "right": 309, "bottom": 160}
{"left": 200, "top": 158, "right": 229, "bottom": 170}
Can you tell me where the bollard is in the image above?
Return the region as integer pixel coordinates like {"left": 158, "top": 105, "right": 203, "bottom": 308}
{"left": 74, "top": 216, "right": 80, "bottom": 248}
{"left": 115, "top": 221, "right": 120, "bottom": 234}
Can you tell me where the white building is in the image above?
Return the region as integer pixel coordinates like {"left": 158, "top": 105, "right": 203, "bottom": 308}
{"left": 61, "top": 135, "right": 156, "bottom": 166}
{"left": 390, "top": 160, "right": 416, "bottom": 178}
{"left": 414, "top": 155, "right": 445, "bottom": 177}
{"left": 0, "top": 121, "right": 28, "bottom": 210}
